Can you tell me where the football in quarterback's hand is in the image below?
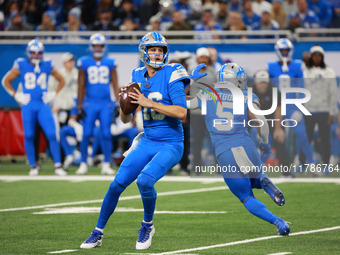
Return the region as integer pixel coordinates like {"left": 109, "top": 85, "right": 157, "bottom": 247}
{"left": 120, "top": 82, "right": 140, "bottom": 115}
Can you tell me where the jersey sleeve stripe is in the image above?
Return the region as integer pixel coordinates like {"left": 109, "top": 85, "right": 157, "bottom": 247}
{"left": 169, "top": 69, "right": 189, "bottom": 84}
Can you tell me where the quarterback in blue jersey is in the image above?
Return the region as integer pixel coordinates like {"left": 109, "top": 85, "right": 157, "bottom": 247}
{"left": 76, "top": 33, "right": 120, "bottom": 175}
{"left": 188, "top": 63, "right": 290, "bottom": 236}
{"left": 2, "top": 39, "right": 67, "bottom": 176}
{"left": 80, "top": 32, "right": 190, "bottom": 250}
{"left": 268, "top": 38, "right": 316, "bottom": 165}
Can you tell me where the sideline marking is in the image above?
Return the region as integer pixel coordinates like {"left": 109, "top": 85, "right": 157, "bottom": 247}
{"left": 0, "top": 186, "right": 227, "bottom": 213}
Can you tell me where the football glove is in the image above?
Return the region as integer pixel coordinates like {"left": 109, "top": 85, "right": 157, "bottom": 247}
{"left": 14, "top": 92, "right": 31, "bottom": 105}
{"left": 42, "top": 91, "right": 56, "bottom": 104}
{"left": 259, "top": 142, "right": 271, "bottom": 162}
{"left": 68, "top": 119, "right": 83, "bottom": 142}
{"left": 77, "top": 108, "right": 86, "bottom": 121}
{"left": 190, "top": 63, "right": 207, "bottom": 82}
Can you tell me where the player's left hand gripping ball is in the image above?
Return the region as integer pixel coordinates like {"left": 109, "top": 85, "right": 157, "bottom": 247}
{"left": 120, "top": 82, "right": 140, "bottom": 115}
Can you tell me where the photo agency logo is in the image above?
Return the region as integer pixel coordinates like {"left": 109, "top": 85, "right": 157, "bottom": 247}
{"left": 195, "top": 81, "right": 312, "bottom": 128}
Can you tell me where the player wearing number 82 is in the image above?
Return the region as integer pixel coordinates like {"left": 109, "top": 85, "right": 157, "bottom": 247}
{"left": 80, "top": 32, "right": 190, "bottom": 250}
{"left": 76, "top": 33, "right": 120, "bottom": 175}
{"left": 2, "top": 39, "right": 67, "bottom": 176}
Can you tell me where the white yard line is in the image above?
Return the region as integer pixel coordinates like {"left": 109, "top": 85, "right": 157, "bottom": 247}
{"left": 47, "top": 249, "right": 77, "bottom": 254}
{"left": 124, "top": 226, "right": 340, "bottom": 255}
{"left": 32, "top": 206, "right": 227, "bottom": 215}
{"left": 0, "top": 186, "right": 227, "bottom": 213}
{"left": 1, "top": 177, "right": 339, "bottom": 213}
{"left": 267, "top": 252, "right": 292, "bottom": 255}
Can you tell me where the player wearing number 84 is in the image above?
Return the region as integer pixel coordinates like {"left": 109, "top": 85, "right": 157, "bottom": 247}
{"left": 80, "top": 32, "right": 190, "bottom": 250}
{"left": 2, "top": 39, "right": 67, "bottom": 176}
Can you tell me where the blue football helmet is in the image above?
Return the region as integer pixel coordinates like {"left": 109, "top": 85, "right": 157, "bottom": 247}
{"left": 89, "top": 33, "right": 106, "bottom": 58}
{"left": 26, "top": 39, "right": 44, "bottom": 64}
{"left": 275, "top": 38, "right": 294, "bottom": 62}
{"left": 139, "top": 32, "right": 169, "bottom": 68}
{"left": 217, "top": 63, "right": 248, "bottom": 90}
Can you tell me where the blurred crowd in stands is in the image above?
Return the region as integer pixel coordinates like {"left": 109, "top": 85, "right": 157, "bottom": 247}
{"left": 0, "top": 0, "right": 339, "bottom": 39}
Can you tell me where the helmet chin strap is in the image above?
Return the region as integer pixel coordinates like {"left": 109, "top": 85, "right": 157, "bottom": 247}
{"left": 31, "top": 59, "right": 41, "bottom": 73}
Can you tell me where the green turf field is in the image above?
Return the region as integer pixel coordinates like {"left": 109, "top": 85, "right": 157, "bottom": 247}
{"left": 0, "top": 163, "right": 340, "bottom": 255}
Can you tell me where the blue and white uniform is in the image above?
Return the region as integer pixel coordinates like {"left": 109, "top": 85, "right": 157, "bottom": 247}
{"left": 77, "top": 55, "right": 115, "bottom": 164}
{"left": 14, "top": 57, "right": 61, "bottom": 167}
{"left": 195, "top": 87, "right": 279, "bottom": 225}
{"left": 97, "top": 63, "right": 190, "bottom": 228}
{"left": 188, "top": 63, "right": 289, "bottom": 233}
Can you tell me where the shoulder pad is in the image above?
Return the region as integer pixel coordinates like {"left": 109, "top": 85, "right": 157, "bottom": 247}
{"left": 167, "top": 64, "right": 189, "bottom": 84}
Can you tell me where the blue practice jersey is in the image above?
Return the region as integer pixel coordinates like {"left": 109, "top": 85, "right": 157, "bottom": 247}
{"left": 197, "top": 88, "right": 258, "bottom": 157}
{"left": 131, "top": 63, "right": 190, "bottom": 142}
{"left": 77, "top": 55, "right": 115, "bottom": 101}
{"left": 13, "top": 58, "right": 53, "bottom": 102}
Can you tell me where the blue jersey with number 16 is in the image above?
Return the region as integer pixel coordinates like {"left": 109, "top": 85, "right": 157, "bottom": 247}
{"left": 131, "top": 63, "right": 190, "bottom": 142}
{"left": 77, "top": 55, "right": 115, "bottom": 101}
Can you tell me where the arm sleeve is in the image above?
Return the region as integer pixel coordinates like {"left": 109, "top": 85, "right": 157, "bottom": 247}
{"left": 169, "top": 80, "right": 187, "bottom": 108}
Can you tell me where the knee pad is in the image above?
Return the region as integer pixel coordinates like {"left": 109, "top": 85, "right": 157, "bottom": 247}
{"left": 108, "top": 180, "right": 125, "bottom": 195}
{"left": 136, "top": 174, "right": 155, "bottom": 191}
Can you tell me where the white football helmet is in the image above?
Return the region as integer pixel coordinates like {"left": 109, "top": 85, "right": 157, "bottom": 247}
{"left": 89, "top": 33, "right": 106, "bottom": 58}
{"left": 139, "top": 32, "right": 169, "bottom": 69}
{"left": 275, "top": 38, "right": 294, "bottom": 62}
{"left": 26, "top": 39, "right": 44, "bottom": 64}
{"left": 217, "top": 63, "right": 247, "bottom": 90}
